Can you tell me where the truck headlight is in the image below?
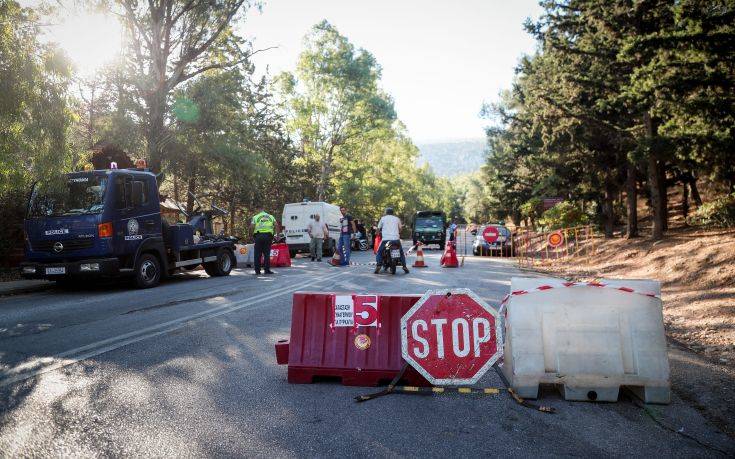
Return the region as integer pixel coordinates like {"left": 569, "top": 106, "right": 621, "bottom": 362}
{"left": 80, "top": 263, "right": 100, "bottom": 271}
{"left": 22, "top": 266, "right": 36, "bottom": 274}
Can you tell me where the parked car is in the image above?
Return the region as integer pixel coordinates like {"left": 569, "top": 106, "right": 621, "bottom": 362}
{"left": 472, "top": 224, "right": 515, "bottom": 256}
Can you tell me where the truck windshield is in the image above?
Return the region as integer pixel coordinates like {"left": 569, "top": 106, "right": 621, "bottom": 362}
{"left": 28, "top": 175, "right": 107, "bottom": 217}
{"left": 415, "top": 217, "right": 443, "bottom": 230}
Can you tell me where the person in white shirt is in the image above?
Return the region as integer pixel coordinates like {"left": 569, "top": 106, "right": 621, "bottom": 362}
{"left": 307, "top": 214, "right": 329, "bottom": 261}
{"left": 374, "top": 207, "right": 409, "bottom": 274}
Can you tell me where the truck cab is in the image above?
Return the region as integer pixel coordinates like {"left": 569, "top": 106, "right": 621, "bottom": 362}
{"left": 412, "top": 211, "right": 447, "bottom": 250}
{"left": 21, "top": 168, "right": 236, "bottom": 288}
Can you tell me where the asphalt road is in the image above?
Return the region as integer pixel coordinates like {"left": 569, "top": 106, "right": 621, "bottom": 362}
{"left": 0, "top": 244, "right": 733, "bottom": 457}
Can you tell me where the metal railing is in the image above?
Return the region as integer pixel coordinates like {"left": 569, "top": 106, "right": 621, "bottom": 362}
{"left": 515, "top": 225, "right": 597, "bottom": 267}
{"left": 453, "top": 224, "right": 598, "bottom": 267}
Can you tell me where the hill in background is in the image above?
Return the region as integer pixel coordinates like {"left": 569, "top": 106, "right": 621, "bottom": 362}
{"left": 417, "top": 139, "right": 486, "bottom": 177}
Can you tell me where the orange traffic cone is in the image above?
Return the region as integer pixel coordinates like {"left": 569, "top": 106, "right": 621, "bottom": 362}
{"left": 440, "top": 241, "right": 459, "bottom": 268}
{"left": 329, "top": 249, "right": 341, "bottom": 266}
{"left": 413, "top": 243, "right": 428, "bottom": 268}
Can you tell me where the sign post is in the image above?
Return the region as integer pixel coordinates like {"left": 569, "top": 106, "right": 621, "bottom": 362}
{"left": 400, "top": 289, "right": 502, "bottom": 386}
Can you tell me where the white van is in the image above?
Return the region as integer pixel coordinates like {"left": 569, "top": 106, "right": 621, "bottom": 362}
{"left": 282, "top": 201, "right": 342, "bottom": 257}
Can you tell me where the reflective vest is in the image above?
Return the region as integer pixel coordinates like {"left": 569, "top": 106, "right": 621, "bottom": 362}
{"left": 252, "top": 211, "right": 276, "bottom": 234}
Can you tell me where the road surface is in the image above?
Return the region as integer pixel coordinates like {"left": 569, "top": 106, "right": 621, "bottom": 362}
{"left": 1, "top": 245, "right": 733, "bottom": 457}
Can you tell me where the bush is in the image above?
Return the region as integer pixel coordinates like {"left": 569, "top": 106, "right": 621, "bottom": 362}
{"left": 0, "top": 190, "right": 27, "bottom": 267}
{"left": 520, "top": 197, "right": 544, "bottom": 225}
{"left": 688, "top": 194, "right": 735, "bottom": 228}
{"left": 538, "top": 201, "right": 589, "bottom": 230}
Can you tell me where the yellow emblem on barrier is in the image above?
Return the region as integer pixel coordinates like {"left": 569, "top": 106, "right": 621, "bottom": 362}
{"left": 354, "top": 334, "right": 371, "bottom": 350}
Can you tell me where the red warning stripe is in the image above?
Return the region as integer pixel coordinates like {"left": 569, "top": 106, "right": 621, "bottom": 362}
{"left": 498, "top": 281, "right": 660, "bottom": 311}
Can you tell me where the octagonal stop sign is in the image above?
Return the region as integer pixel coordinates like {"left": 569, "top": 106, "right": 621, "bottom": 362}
{"left": 401, "top": 289, "right": 503, "bottom": 385}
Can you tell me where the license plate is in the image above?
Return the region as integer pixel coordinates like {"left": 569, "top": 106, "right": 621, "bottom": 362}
{"left": 390, "top": 249, "right": 401, "bottom": 258}
{"left": 45, "top": 267, "right": 66, "bottom": 275}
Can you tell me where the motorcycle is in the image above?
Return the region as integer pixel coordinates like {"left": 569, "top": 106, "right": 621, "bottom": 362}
{"left": 352, "top": 232, "right": 369, "bottom": 251}
{"left": 379, "top": 239, "right": 405, "bottom": 275}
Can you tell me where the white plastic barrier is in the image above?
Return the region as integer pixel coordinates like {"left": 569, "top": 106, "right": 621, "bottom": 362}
{"left": 501, "top": 277, "right": 670, "bottom": 403}
{"left": 234, "top": 244, "right": 254, "bottom": 268}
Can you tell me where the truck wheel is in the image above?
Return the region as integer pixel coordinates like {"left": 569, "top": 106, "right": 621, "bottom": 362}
{"left": 289, "top": 249, "right": 297, "bottom": 259}
{"left": 135, "top": 253, "right": 161, "bottom": 288}
{"left": 205, "top": 248, "right": 235, "bottom": 277}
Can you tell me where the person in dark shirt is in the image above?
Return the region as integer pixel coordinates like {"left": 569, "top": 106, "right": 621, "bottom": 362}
{"left": 337, "top": 206, "right": 356, "bottom": 265}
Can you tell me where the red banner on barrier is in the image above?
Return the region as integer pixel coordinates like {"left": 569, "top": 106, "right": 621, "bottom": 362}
{"left": 331, "top": 294, "right": 380, "bottom": 330}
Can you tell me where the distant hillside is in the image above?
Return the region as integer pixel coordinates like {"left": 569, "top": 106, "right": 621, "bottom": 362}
{"left": 417, "top": 139, "right": 486, "bottom": 177}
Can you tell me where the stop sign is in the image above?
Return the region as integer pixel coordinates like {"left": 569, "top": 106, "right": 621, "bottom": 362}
{"left": 483, "top": 226, "right": 499, "bottom": 243}
{"left": 401, "top": 289, "right": 502, "bottom": 385}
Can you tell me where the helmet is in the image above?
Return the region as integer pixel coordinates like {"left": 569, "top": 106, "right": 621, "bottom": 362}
{"left": 385, "top": 207, "right": 394, "bottom": 215}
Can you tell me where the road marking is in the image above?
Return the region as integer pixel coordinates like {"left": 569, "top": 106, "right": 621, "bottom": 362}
{"left": 0, "top": 270, "right": 348, "bottom": 388}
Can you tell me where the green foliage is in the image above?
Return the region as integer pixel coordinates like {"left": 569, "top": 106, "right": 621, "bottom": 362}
{"left": 688, "top": 194, "right": 735, "bottom": 228}
{"left": 0, "top": 1, "right": 75, "bottom": 260}
{"left": 280, "top": 21, "right": 455, "bottom": 224}
{"left": 0, "top": 1, "right": 75, "bottom": 194}
{"left": 520, "top": 197, "right": 544, "bottom": 227}
{"left": 279, "top": 20, "right": 396, "bottom": 200}
{"left": 481, "top": 0, "right": 735, "bottom": 238}
{"left": 538, "top": 202, "right": 589, "bottom": 230}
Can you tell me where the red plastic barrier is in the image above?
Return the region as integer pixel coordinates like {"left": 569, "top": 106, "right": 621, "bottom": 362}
{"left": 266, "top": 242, "right": 291, "bottom": 267}
{"left": 275, "top": 292, "right": 429, "bottom": 387}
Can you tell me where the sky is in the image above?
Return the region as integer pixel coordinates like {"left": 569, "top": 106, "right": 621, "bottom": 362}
{"left": 30, "top": 0, "right": 542, "bottom": 144}
{"left": 243, "top": 0, "right": 542, "bottom": 142}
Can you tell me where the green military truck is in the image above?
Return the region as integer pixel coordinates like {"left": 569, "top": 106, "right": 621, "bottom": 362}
{"left": 411, "top": 211, "right": 447, "bottom": 250}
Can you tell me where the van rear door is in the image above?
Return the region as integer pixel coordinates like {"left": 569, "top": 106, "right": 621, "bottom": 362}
{"left": 283, "top": 203, "right": 312, "bottom": 246}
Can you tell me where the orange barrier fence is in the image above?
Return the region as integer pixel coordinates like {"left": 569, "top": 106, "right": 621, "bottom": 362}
{"left": 515, "top": 225, "right": 597, "bottom": 266}
{"left": 454, "top": 224, "right": 597, "bottom": 266}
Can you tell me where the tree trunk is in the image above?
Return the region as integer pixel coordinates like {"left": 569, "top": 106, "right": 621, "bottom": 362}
{"left": 186, "top": 175, "right": 197, "bottom": 215}
{"left": 658, "top": 162, "right": 668, "bottom": 231}
{"left": 145, "top": 91, "right": 167, "bottom": 173}
{"left": 644, "top": 113, "right": 663, "bottom": 240}
{"left": 173, "top": 175, "right": 180, "bottom": 204}
{"left": 511, "top": 210, "right": 522, "bottom": 227}
{"left": 688, "top": 172, "right": 702, "bottom": 206}
{"left": 682, "top": 180, "right": 689, "bottom": 222}
{"left": 316, "top": 144, "right": 336, "bottom": 201}
{"left": 626, "top": 160, "right": 638, "bottom": 238}
{"left": 603, "top": 181, "right": 615, "bottom": 238}
{"left": 229, "top": 191, "right": 237, "bottom": 236}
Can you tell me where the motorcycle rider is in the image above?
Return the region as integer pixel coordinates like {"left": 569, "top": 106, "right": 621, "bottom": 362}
{"left": 374, "top": 207, "right": 409, "bottom": 274}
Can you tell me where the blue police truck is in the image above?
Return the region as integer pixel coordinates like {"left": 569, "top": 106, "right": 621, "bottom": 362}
{"left": 20, "top": 166, "right": 236, "bottom": 288}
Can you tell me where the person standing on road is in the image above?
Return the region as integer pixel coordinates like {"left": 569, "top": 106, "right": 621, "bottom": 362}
{"left": 307, "top": 214, "right": 329, "bottom": 262}
{"left": 369, "top": 221, "right": 378, "bottom": 246}
{"left": 338, "top": 206, "right": 356, "bottom": 266}
{"left": 374, "top": 207, "right": 409, "bottom": 274}
{"left": 251, "top": 209, "right": 277, "bottom": 275}
{"left": 449, "top": 219, "right": 458, "bottom": 242}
